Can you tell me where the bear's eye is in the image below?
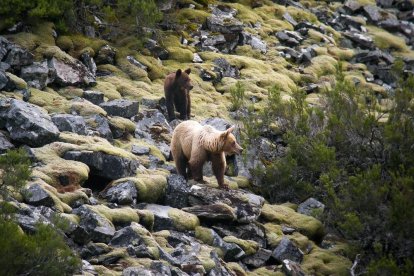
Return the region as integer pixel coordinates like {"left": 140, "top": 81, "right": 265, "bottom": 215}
{"left": 232, "top": 141, "right": 236, "bottom": 145}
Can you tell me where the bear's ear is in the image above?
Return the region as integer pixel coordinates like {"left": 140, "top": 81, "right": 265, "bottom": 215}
{"left": 221, "top": 126, "right": 235, "bottom": 139}
{"left": 185, "top": 68, "right": 191, "bottom": 75}
{"left": 175, "top": 69, "right": 182, "bottom": 79}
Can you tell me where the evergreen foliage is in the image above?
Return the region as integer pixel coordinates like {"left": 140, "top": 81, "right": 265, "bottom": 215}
{"left": 245, "top": 63, "right": 414, "bottom": 272}
{"left": 0, "top": 149, "right": 81, "bottom": 275}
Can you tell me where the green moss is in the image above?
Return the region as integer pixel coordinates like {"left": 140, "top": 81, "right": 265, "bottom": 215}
{"left": 175, "top": 8, "right": 210, "bottom": 24}
{"left": 198, "top": 245, "right": 216, "bottom": 272}
{"left": 90, "top": 205, "right": 139, "bottom": 225}
{"left": 168, "top": 208, "right": 200, "bottom": 231}
{"left": 302, "top": 247, "right": 352, "bottom": 276}
{"left": 223, "top": 236, "right": 259, "bottom": 255}
{"left": 167, "top": 47, "right": 194, "bottom": 63}
{"left": 286, "top": 6, "right": 318, "bottom": 23}
{"left": 264, "top": 222, "right": 283, "bottom": 244}
{"left": 57, "top": 189, "right": 89, "bottom": 207}
{"left": 56, "top": 36, "right": 74, "bottom": 52}
{"left": 261, "top": 204, "right": 324, "bottom": 241}
{"left": 135, "top": 55, "right": 168, "bottom": 81}
{"left": 108, "top": 116, "right": 136, "bottom": 134}
{"left": 67, "top": 34, "right": 107, "bottom": 58}
{"left": 32, "top": 143, "right": 90, "bottom": 188}
{"left": 304, "top": 55, "right": 338, "bottom": 78}
{"left": 195, "top": 226, "right": 215, "bottom": 245}
{"left": 93, "top": 265, "right": 121, "bottom": 276}
{"left": 226, "top": 262, "right": 247, "bottom": 276}
{"left": 137, "top": 209, "right": 155, "bottom": 231}
{"left": 70, "top": 98, "right": 107, "bottom": 116}
{"left": 95, "top": 80, "right": 122, "bottom": 100}
{"left": 327, "top": 46, "right": 355, "bottom": 61}
{"left": 6, "top": 73, "right": 27, "bottom": 90}
{"left": 248, "top": 267, "right": 284, "bottom": 276}
{"left": 110, "top": 174, "right": 166, "bottom": 203}
{"left": 367, "top": 26, "right": 409, "bottom": 52}
{"left": 56, "top": 87, "right": 84, "bottom": 100}
{"left": 29, "top": 88, "right": 71, "bottom": 113}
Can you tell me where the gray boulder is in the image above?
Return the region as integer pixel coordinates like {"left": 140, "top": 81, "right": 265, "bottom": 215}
{"left": 206, "top": 5, "right": 243, "bottom": 34}
{"left": 4, "top": 46, "right": 34, "bottom": 69}
{"left": 131, "top": 144, "right": 150, "bottom": 156}
{"left": 52, "top": 114, "right": 87, "bottom": 135}
{"left": 73, "top": 205, "right": 115, "bottom": 243}
{"left": 95, "top": 45, "right": 116, "bottom": 65}
{"left": 0, "top": 131, "right": 14, "bottom": 153}
{"left": 23, "top": 184, "right": 54, "bottom": 207}
{"left": 48, "top": 57, "right": 96, "bottom": 87}
{"left": 83, "top": 90, "right": 104, "bottom": 105}
{"left": 103, "top": 181, "right": 137, "bottom": 205}
{"left": 272, "top": 237, "right": 304, "bottom": 263}
{"left": 0, "top": 69, "right": 9, "bottom": 90}
{"left": 297, "top": 197, "right": 325, "bottom": 217}
{"left": 63, "top": 150, "right": 139, "bottom": 180}
{"left": 100, "top": 99, "right": 139, "bottom": 118}
{"left": 188, "top": 185, "right": 265, "bottom": 223}
{"left": 242, "top": 248, "right": 272, "bottom": 268}
{"left": 213, "top": 58, "right": 240, "bottom": 80}
{"left": 110, "top": 225, "right": 143, "bottom": 247}
{"left": 84, "top": 114, "right": 113, "bottom": 140}
{"left": 20, "top": 61, "right": 51, "bottom": 89}
{"left": 164, "top": 174, "right": 191, "bottom": 209}
{"left": 81, "top": 52, "right": 97, "bottom": 77}
{"left": 0, "top": 98, "right": 59, "bottom": 147}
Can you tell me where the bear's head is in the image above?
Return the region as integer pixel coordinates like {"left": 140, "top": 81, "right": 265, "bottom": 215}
{"left": 221, "top": 126, "right": 243, "bottom": 155}
{"left": 175, "top": 68, "right": 193, "bottom": 92}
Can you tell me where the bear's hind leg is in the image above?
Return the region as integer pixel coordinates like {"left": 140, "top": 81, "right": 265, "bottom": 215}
{"left": 175, "top": 154, "right": 189, "bottom": 179}
{"left": 189, "top": 159, "right": 205, "bottom": 184}
{"left": 211, "top": 153, "right": 228, "bottom": 189}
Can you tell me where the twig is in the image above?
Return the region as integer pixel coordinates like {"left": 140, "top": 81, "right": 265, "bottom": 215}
{"left": 350, "top": 254, "right": 361, "bottom": 276}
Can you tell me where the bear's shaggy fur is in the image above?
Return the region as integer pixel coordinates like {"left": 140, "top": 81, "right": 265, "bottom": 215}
{"left": 164, "top": 68, "right": 193, "bottom": 121}
{"left": 171, "top": 120, "right": 243, "bottom": 189}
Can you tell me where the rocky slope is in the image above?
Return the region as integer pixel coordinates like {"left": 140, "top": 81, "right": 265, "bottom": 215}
{"left": 1, "top": 0, "right": 413, "bottom": 275}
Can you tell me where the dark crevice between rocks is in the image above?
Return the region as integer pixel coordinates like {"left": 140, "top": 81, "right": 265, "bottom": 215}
{"left": 83, "top": 174, "right": 111, "bottom": 194}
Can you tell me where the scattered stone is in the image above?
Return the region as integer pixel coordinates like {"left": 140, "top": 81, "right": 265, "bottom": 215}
{"left": 0, "top": 70, "right": 8, "bottom": 90}
{"left": 126, "top": 55, "right": 148, "bottom": 71}
{"left": 0, "top": 98, "right": 60, "bottom": 147}
{"left": 95, "top": 45, "right": 116, "bottom": 65}
{"left": 73, "top": 205, "right": 116, "bottom": 243}
{"left": 63, "top": 150, "right": 139, "bottom": 180}
{"left": 164, "top": 174, "right": 191, "bottom": 209}
{"left": 131, "top": 144, "right": 151, "bottom": 156}
{"left": 192, "top": 53, "right": 203, "bottom": 63}
{"left": 85, "top": 115, "right": 113, "bottom": 140}
{"left": 20, "top": 61, "right": 51, "bottom": 89}
{"left": 145, "top": 39, "right": 169, "bottom": 60}
{"left": 272, "top": 237, "right": 304, "bottom": 263}
{"left": 213, "top": 58, "right": 240, "bottom": 80}
{"left": 110, "top": 225, "right": 142, "bottom": 247}
{"left": 83, "top": 90, "right": 104, "bottom": 105}
{"left": 144, "top": 204, "right": 199, "bottom": 232}
{"left": 188, "top": 185, "right": 264, "bottom": 223}
{"left": 362, "top": 5, "right": 382, "bottom": 22}
{"left": 298, "top": 198, "right": 325, "bottom": 217}
{"left": 283, "top": 12, "right": 298, "bottom": 27}
{"left": 343, "top": 31, "right": 374, "bottom": 49}
{"left": 282, "top": 225, "right": 296, "bottom": 235}
{"left": 242, "top": 248, "right": 272, "bottom": 268}
{"left": 81, "top": 52, "right": 97, "bottom": 77}
{"left": 52, "top": 114, "right": 87, "bottom": 135}
{"left": 240, "top": 32, "right": 267, "bottom": 53}
{"left": 0, "top": 131, "right": 14, "bottom": 153}
{"left": 23, "top": 184, "right": 54, "bottom": 207}
{"left": 276, "top": 31, "right": 302, "bottom": 47}
{"left": 4, "top": 46, "right": 34, "bottom": 69}
{"left": 103, "top": 181, "right": 137, "bottom": 205}
{"left": 100, "top": 99, "right": 139, "bottom": 118}
{"left": 206, "top": 5, "right": 243, "bottom": 34}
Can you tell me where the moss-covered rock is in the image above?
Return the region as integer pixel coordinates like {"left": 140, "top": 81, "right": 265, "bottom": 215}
{"left": 302, "top": 247, "right": 352, "bottom": 276}
{"left": 168, "top": 208, "right": 200, "bottom": 231}
{"left": 261, "top": 204, "right": 324, "bottom": 241}
{"left": 223, "top": 236, "right": 259, "bottom": 255}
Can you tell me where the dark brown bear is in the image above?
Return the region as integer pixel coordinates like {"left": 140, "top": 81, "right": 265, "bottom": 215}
{"left": 164, "top": 68, "right": 193, "bottom": 121}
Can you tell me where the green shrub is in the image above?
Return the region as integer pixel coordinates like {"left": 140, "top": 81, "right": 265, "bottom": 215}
{"left": 0, "top": 218, "right": 81, "bottom": 275}
{"left": 247, "top": 63, "right": 414, "bottom": 272}
{"left": 229, "top": 81, "right": 245, "bottom": 111}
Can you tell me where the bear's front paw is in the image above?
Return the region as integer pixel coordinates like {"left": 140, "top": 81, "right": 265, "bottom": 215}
{"left": 219, "top": 183, "right": 230, "bottom": 190}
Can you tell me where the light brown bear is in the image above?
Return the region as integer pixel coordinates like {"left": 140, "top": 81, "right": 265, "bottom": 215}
{"left": 171, "top": 120, "right": 243, "bottom": 189}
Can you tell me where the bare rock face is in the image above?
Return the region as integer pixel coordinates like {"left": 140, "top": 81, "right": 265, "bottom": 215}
{"left": 100, "top": 99, "right": 139, "bottom": 118}
{"left": 20, "top": 61, "right": 51, "bottom": 89}
{"left": 48, "top": 57, "right": 96, "bottom": 87}
{"left": 272, "top": 237, "right": 304, "bottom": 263}
{"left": 0, "top": 98, "right": 60, "bottom": 147}
{"left": 52, "top": 114, "right": 87, "bottom": 135}
{"left": 63, "top": 150, "right": 139, "bottom": 180}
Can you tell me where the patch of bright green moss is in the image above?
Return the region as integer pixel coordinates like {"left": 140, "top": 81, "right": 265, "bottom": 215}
{"left": 29, "top": 88, "right": 71, "bottom": 113}
{"left": 223, "top": 236, "right": 259, "bottom": 255}
{"left": 195, "top": 226, "right": 215, "bottom": 245}
{"left": 261, "top": 204, "right": 324, "bottom": 241}
{"left": 168, "top": 208, "right": 200, "bottom": 231}
{"left": 302, "top": 247, "right": 352, "bottom": 276}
